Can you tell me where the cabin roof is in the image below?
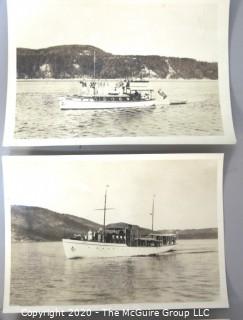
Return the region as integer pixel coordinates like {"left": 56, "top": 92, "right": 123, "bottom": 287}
{"left": 106, "top": 226, "right": 125, "bottom": 230}
{"left": 135, "top": 237, "right": 160, "bottom": 241}
{"left": 82, "top": 94, "right": 130, "bottom": 98}
{"left": 148, "top": 233, "right": 177, "bottom": 237}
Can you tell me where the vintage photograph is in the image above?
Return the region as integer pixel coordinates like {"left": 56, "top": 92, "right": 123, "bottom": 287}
{"left": 3, "top": 154, "right": 228, "bottom": 312}
{"left": 4, "top": 0, "right": 235, "bottom": 145}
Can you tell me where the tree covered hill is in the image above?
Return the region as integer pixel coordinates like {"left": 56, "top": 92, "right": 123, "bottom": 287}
{"left": 17, "top": 45, "right": 218, "bottom": 80}
{"left": 11, "top": 205, "right": 101, "bottom": 241}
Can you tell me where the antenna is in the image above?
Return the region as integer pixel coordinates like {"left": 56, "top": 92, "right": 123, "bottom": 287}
{"left": 95, "top": 185, "right": 115, "bottom": 242}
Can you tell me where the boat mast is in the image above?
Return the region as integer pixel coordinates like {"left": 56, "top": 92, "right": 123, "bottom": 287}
{"left": 103, "top": 184, "right": 108, "bottom": 241}
{"left": 150, "top": 195, "right": 155, "bottom": 232}
{"left": 93, "top": 50, "right": 96, "bottom": 78}
{"left": 96, "top": 185, "right": 114, "bottom": 242}
{"left": 91, "top": 50, "right": 96, "bottom": 96}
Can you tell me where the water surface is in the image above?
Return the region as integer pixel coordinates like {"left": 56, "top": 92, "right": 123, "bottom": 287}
{"left": 15, "top": 80, "right": 223, "bottom": 139}
{"left": 10, "top": 239, "right": 220, "bottom": 306}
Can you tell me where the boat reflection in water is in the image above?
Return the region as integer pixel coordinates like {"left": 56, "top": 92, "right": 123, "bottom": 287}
{"left": 63, "top": 187, "right": 177, "bottom": 259}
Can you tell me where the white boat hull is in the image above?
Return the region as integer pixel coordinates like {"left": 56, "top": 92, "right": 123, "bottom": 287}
{"left": 62, "top": 239, "right": 176, "bottom": 259}
{"left": 59, "top": 97, "right": 156, "bottom": 110}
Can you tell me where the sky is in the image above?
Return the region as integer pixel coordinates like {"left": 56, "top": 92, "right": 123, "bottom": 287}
{"left": 12, "top": 0, "right": 219, "bottom": 62}
{"left": 3, "top": 155, "right": 219, "bottom": 230}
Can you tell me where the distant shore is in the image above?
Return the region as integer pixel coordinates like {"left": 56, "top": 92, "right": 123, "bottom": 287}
{"left": 17, "top": 45, "right": 218, "bottom": 80}
{"left": 17, "top": 78, "right": 218, "bottom": 82}
{"left": 11, "top": 205, "right": 218, "bottom": 242}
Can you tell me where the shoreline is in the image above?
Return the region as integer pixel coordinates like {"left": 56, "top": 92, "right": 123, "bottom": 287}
{"left": 11, "top": 238, "right": 218, "bottom": 243}
{"left": 16, "top": 78, "right": 219, "bottom": 82}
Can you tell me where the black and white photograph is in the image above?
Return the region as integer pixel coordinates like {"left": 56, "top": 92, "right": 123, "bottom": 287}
{"left": 3, "top": 154, "right": 228, "bottom": 312}
{"left": 4, "top": 0, "right": 235, "bottom": 145}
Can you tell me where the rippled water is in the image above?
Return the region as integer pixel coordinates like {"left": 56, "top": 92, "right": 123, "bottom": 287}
{"left": 15, "top": 80, "right": 223, "bottom": 139}
{"left": 10, "top": 239, "right": 220, "bottom": 306}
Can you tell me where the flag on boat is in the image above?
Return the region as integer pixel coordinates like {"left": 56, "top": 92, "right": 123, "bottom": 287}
{"left": 80, "top": 80, "right": 87, "bottom": 87}
{"left": 158, "top": 89, "right": 167, "bottom": 99}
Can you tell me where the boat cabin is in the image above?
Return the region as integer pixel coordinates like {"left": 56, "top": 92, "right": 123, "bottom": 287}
{"left": 82, "top": 95, "right": 131, "bottom": 102}
{"left": 72, "top": 225, "right": 177, "bottom": 247}
{"left": 146, "top": 233, "right": 177, "bottom": 245}
{"left": 77, "top": 79, "right": 154, "bottom": 102}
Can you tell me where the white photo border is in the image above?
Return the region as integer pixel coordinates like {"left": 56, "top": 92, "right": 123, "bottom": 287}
{"left": 2, "top": 153, "right": 228, "bottom": 312}
{"left": 3, "top": 0, "right": 236, "bottom": 146}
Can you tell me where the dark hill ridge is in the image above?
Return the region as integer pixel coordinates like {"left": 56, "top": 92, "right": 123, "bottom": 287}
{"left": 17, "top": 45, "right": 218, "bottom": 79}
{"left": 11, "top": 205, "right": 218, "bottom": 242}
{"left": 11, "top": 205, "right": 101, "bottom": 241}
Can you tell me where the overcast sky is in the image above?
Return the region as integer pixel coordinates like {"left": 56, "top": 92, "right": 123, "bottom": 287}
{"left": 4, "top": 155, "right": 220, "bottom": 230}
{"left": 12, "top": 0, "right": 219, "bottom": 62}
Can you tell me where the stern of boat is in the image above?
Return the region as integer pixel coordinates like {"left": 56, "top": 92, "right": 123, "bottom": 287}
{"left": 58, "top": 97, "right": 66, "bottom": 110}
